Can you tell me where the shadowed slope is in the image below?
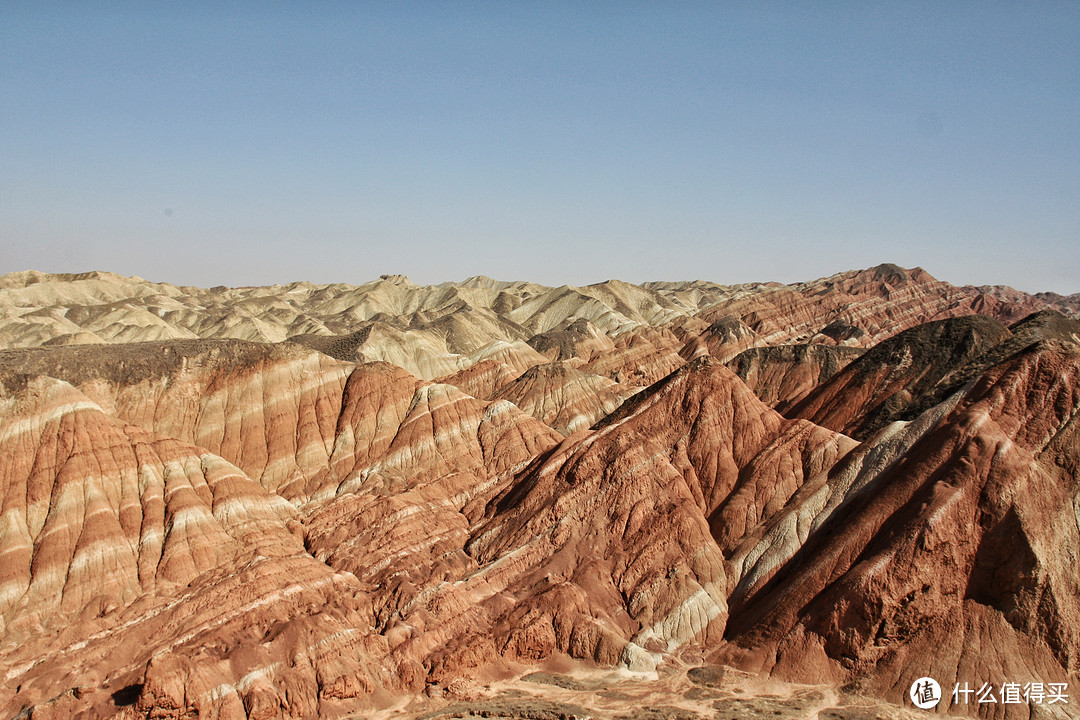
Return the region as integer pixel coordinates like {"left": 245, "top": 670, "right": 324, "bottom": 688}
{"left": 726, "top": 344, "right": 864, "bottom": 413}
{"left": 0, "top": 376, "right": 394, "bottom": 720}
{"left": 721, "top": 340, "right": 1080, "bottom": 717}
{"left": 1, "top": 267, "right": 1076, "bottom": 720}
{"left": 676, "top": 265, "right": 1045, "bottom": 351}
{"left": 791, "top": 311, "right": 1080, "bottom": 441}
{"left": 491, "top": 361, "right": 629, "bottom": 435}
{"left": 790, "top": 315, "right": 1013, "bottom": 439}
{"left": 434, "top": 359, "right": 855, "bottom": 674}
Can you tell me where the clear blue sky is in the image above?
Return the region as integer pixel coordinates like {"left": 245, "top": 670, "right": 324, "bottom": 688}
{"left": 2, "top": 2, "right": 1078, "bottom": 292}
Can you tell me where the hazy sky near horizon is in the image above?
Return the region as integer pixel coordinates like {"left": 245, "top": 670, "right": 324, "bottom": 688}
{"left": 2, "top": 3, "right": 1078, "bottom": 293}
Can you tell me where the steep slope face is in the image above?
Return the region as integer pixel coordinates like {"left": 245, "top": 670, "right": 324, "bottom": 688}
{"left": 424, "top": 359, "right": 856, "bottom": 674}
{"left": 527, "top": 318, "right": 618, "bottom": 363}
{"left": 0, "top": 341, "right": 562, "bottom": 508}
{"left": 2, "top": 267, "right": 1076, "bottom": 720}
{"left": 721, "top": 340, "right": 1080, "bottom": 717}
{"left": 579, "top": 326, "right": 687, "bottom": 387}
{"left": 267, "top": 363, "right": 565, "bottom": 658}
{"left": 290, "top": 321, "right": 467, "bottom": 379}
{"left": 0, "top": 375, "right": 302, "bottom": 635}
{"left": 318, "top": 362, "right": 561, "bottom": 496}
{"left": 291, "top": 316, "right": 545, "bottom": 381}
{"left": 686, "top": 265, "right": 1045, "bottom": 350}
{"left": 0, "top": 339, "right": 354, "bottom": 502}
{"left": 0, "top": 358, "right": 564, "bottom": 719}
{"left": 0, "top": 375, "right": 393, "bottom": 720}
{"left": 435, "top": 358, "right": 522, "bottom": 400}
{"left": 726, "top": 344, "right": 864, "bottom": 413}
{"left": 1035, "top": 291, "right": 1080, "bottom": 319}
{"left": 1007, "top": 309, "right": 1080, "bottom": 348}
{"left": 490, "top": 361, "right": 629, "bottom": 435}
{"left": 678, "top": 316, "right": 759, "bottom": 363}
{"left": 527, "top": 321, "right": 687, "bottom": 389}
{"left": 790, "top": 315, "right": 1014, "bottom": 439}
{"left": 791, "top": 311, "right": 1080, "bottom": 442}
{"left": 642, "top": 279, "right": 774, "bottom": 315}
{"left": 505, "top": 280, "right": 685, "bottom": 336}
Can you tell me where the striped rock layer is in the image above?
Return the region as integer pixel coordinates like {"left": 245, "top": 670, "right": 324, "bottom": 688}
{"left": 0, "top": 265, "right": 1077, "bottom": 720}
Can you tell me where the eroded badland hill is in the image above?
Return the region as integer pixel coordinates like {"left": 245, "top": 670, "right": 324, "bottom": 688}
{"left": 1, "top": 266, "right": 1078, "bottom": 720}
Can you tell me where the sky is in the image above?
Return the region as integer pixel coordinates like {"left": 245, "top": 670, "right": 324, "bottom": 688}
{"left": 2, "top": 2, "right": 1078, "bottom": 293}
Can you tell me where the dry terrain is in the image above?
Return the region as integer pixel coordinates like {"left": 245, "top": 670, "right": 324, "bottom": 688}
{"left": 0, "top": 265, "right": 1078, "bottom": 720}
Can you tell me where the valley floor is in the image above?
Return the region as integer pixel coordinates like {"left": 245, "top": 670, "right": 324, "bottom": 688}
{"left": 373, "top": 661, "right": 926, "bottom": 720}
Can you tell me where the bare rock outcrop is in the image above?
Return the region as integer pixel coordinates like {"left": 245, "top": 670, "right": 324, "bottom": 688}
{"left": 0, "top": 339, "right": 354, "bottom": 501}
{"left": 789, "top": 315, "right": 1013, "bottom": 438}
{"left": 436, "top": 357, "right": 522, "bottom": 400}
{"left": 449, "top": 358, "right": 855, "bottom": 673}
{"left": 684, "top": 264, "right": 1045, "bottom": 350}
{"left": 0, "top": 266, "right": 1075, "bottom": 720}
{"left": 490, "top": 361, "right": 630, "bottom": 435}
{"left": 0, "top": 374, "right": 389, "bottom": 720}
{"left": 679, "top": 316, "right": 758, "bottom": 363}
{"left": 721, "top": 340, "right": 1080, "bottom": 717}
{"left": 726, "top": 343, "right": 864, "bottom": 413}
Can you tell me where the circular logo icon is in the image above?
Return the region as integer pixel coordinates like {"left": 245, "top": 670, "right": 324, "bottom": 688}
{"left": 910, "top": 677, "right": 942, "bottom": 709}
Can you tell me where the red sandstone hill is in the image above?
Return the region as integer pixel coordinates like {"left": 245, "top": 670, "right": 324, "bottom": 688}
{"left": 0, "top": 266, "right": 1076, "bottom": 720}
{"left": 721, "top": 339, "right": 1080, "bottom": 719}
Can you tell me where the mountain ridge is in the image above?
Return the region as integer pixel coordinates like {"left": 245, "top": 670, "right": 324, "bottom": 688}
{"left": 0, "top": 264, "right": 1077, "bottom": 720}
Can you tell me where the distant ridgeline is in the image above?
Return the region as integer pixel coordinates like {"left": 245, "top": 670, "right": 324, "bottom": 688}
{"left": 0, "top": 264, "right": 1078, "bottom": 719}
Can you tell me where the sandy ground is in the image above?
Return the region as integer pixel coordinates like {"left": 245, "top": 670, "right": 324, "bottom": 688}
{"left": 362, "top": 658, "right": 928, "bottom": 720}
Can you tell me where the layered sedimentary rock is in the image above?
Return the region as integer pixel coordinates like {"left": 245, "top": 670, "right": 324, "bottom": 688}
{"left": 490, "top": 361, "right": 629, "bottom": 435}
{"left": 373, "top": 357, "right": 855, "bottom": 682}
{"left": 791, "top": 311, "right": 1080, "bottom": 440}
{"left": 1035, "top": 290, "right": 1080, "bottom": 318}
{"left": 1, "top": 264, "right": 1052, "bottom": 383}
{"left": 660, "top": 265, "right": 1046, "bottom": 352}
{"left": 789, "top": 315, "right": 1014, "bottom": 439}
{"left": 0, "top": 375, "right": 301, "bottom": 632}
{"left": 1, "top": 265, "right": 1077, "bottom": 720}
{"left": 435, "top": 358, "right": 522, "bottom": 401}
{"left": 0, "top": 374, "right": 391, "bottom": 720}
{"left": 679, "top": 316, "right": 759, "bottom": 363}
{"left": 0, "top": 352, "right": 568, "bottom": 719}
{"left": 579, "top": 326, "right": 687, "bottom": 387}
{"left": 720, "top": 339, "right": 1080, "bottom": 718}
{"left": 0, "top": 339, "right": 354, "bottom": 502}
{"left": 726, "top": 344, "right": 864, "bottom": 413}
